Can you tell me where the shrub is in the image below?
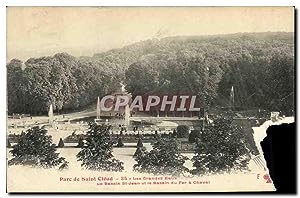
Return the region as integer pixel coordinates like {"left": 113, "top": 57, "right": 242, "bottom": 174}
{"left": 76, "top": 137, "right": 84, "bottom": 148}
{"left": 176, "top": 125, "right": 189, "bottom": 138}
{"left": 57, "top": 138, "right": 64, "bottom": 148}
{"left": 137, "top": 138, "right": 143, "bottom": 148}
{"left": 7, "top": 139, "right": 12, "bottom": 148}
{"left": 116, "top": 137, "right": 124, "bottom": 147}
{"left": 188, "top": 130, "right": 200, "bottom": 143}
{"left": 133, "top": 147, "right": 146, "bottom": 158}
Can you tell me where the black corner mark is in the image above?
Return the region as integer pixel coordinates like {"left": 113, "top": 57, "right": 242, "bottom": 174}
{"left": 260, "top": 122, "right": 296, "bottom": 194}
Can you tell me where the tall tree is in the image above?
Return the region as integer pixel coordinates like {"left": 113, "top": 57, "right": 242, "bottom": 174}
{"left": 133, "top": 137, "right": 188, "bottom": 176}
{"left": 7, "top": 59, "right": 27, "bottom": 114}
{"left": 77, "top": 123, "right": 124, "bottom": 171}
{"left": 8, "top": 126, "right": 68, "bottom": 169}
{"left": 191, "top": 118, "right": 251, "bottom": 175}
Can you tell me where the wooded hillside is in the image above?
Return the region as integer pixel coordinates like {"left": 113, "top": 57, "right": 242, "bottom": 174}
{"left": 7, "top": 32, "right": 294, "bottom": 115}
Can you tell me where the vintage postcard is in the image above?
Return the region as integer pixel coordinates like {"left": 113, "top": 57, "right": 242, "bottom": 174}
{"left": 6, "top": 7, "right": 295, "bottom": 192}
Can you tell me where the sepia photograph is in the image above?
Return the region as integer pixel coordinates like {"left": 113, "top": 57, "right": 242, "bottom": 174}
{"left": 6, "top": 6, "right": 295, "bottom": 193}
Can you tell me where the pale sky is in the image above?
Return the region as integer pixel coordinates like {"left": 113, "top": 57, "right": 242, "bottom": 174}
{"left": 7, "top": 7, "right": 294, "bottom": 62}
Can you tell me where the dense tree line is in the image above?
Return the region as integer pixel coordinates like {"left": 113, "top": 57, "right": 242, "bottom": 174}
{"left": 125, "top": 33, "right": 294, "bottom": 111}
{"left": 7, "top": 53, "right": 120, "bottom": 115}
{"left": 7, "top": 32, "right": 294, "bottom": 115}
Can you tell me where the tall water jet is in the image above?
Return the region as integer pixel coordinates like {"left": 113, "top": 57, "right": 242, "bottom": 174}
{"left": 48, "top": 103, "right": 53, "bottom": 124}
{"left": 124, "top": 104, "right": 130, "bottom": 127}
{"left": 96, "top": 96, "right": 101, "bottom": 119}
